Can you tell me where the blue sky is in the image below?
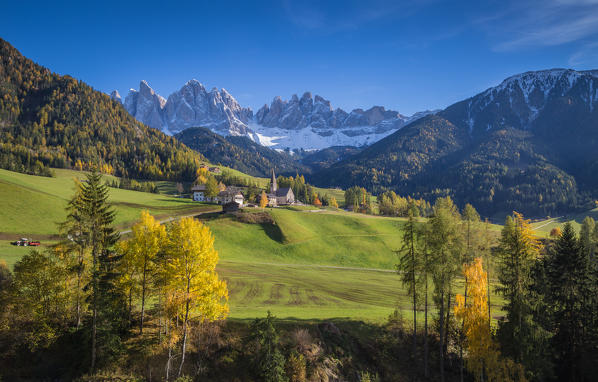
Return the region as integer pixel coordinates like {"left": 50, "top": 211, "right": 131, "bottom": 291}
{"left": 2, "top": 0, "right": 598, "bottom": 115}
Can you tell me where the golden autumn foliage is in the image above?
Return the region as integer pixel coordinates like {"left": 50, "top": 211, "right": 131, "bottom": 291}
{"left": 512, "top": 211, "right": 541, "bottom": 255}
{"left": 260, "top": 191, "right": 268, "bottom": 208}
{"left": 119, "top": 211, "right": 167, "bottom": 332}
{"left": 164, "top": 217, "right": 229, "bottom": 324}
{"left": 455, "top": 258, "right": 491, "bottom": 380}
{"left": 455, "top": 258, "right": 527, "bottom": 382}
{"left": 162, "top": 217, "right": 229, "bottom": 374}
{"left": 195, "top": 167, "right": 210, "bottom": 185}
{"left": 329, "top": 196, "right": 338, "bottom": 208}
{"left": 313, "top": 196, "right": 322, "bottom": 207}
{"left": 549, "top": 227, "right": 562, "bottom": 238}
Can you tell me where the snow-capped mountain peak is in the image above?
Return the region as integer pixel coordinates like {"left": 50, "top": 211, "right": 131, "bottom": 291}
{"left": 109, "top": 90, "right": 121, "bottom": 103}
{"left": 116, "top": 80, "right": 430, "bottom": 150}
{"left": 450, "top": 68, "right": 598, "bottom": 134}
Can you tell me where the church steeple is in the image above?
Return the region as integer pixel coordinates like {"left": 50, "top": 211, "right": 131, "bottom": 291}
{"left": 270, "top": 168, "right": 277, "bottom": 193}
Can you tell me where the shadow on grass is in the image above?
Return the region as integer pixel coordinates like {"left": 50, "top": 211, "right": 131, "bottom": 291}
{"left": 261, "top": 222, "right": 285, "bottom": 244}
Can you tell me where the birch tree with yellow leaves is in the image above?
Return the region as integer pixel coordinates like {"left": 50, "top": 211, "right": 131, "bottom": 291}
{"left": 162, "top": 217, "right": 229, "bottom": 378}
{"left": 119, "top": 210, "right": 166, "bottom": 333}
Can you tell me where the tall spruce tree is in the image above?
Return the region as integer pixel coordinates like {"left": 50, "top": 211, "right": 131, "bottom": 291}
{"left": 71, "top": 171, "right": 122, "bottom": 371}
{"left": 545, "top": 223, "right": 593, "bottom": 381}
{"left": 496, "top": 212, "right": 544, "bottom": 376}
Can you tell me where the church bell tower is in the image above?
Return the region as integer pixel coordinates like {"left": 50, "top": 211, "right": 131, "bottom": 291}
{"left": 270, "top": 168, "right": 277, "bottom": 193}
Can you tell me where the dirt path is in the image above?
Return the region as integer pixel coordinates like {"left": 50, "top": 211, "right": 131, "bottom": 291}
{"left": 533, "top": 217, "right": 562, "bottom": 231}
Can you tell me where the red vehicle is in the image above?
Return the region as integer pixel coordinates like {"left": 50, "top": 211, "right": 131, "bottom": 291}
{"left": 11, "top": 238, "right": 41, "bottom": 246}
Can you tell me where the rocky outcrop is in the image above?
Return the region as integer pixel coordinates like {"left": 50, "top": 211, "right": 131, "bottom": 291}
{"left": 123, "top": 80, "right": 252, "bottom": 136}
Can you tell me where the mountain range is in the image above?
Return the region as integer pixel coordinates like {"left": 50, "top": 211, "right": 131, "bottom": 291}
{"left": 117, "top": 81, "right": 433, "bottom": 150}
{"left": 312, "top": 69, "right": 598, "bottom": 217}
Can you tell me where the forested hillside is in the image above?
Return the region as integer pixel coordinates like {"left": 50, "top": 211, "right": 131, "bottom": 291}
{"left": 0, "top": 38, "right": 203, "bottom": 180}
{"left": 312, "top": 70, "right": 598, "bottom": 217}
{"left": 175, "top": 127, "right": 309, "bottom": 177}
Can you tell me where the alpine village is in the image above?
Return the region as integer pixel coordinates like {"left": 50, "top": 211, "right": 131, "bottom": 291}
{"left": 2, "top": 2, "right": 598, "bottom": 382}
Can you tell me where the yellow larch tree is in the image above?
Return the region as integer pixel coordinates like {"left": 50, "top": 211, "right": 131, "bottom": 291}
{"left": 454, "top": 257, "right": 527, "bottom": 382}
{"left": 163, "top": 217, "right": 229, "bottom": 378}
{"left": 260, "top": 191, "right": 268, "bottom": 208}
{"left": 195, "top": 167, "right": 209, "bottom": 184}
{"left": 313, "top": 196, "right": 322, "bottom": 207}
{"left": 329, "top": 196, "right": 338, "bottom": 208}
{"left": 454, "top": 257, "right": 491, "bottom": 381}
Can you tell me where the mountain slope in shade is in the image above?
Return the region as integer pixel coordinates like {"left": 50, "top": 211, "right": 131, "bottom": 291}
{"left": 174, "top": 127, "right": 309, "bottom": 177}
{"left": 311, "top": 69, "right": 598, "bottom": 217}
{"left": 0, "top": 38, "right": 203, "bottom": 181}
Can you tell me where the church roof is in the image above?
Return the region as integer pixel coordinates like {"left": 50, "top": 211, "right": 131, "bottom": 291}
{"left": 276, "top": 187, "right": 293, "bottom": 197}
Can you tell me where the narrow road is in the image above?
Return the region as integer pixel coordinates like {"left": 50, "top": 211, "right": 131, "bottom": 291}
{"left": 533, "top": 217, "right": 562, "bottom": 231}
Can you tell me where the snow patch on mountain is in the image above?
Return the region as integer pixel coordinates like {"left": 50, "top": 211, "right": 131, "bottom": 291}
{"left": 462, "top": 69, "right": 598, "bottom": 133}
{"left": 247, "top": 122, "right": 402, "bottom": 151}
{"left": 110, "top": 90, "right": 122, "bottom": 103}
{"left": 117, "top": 81, "right": 433, "bottom": 150}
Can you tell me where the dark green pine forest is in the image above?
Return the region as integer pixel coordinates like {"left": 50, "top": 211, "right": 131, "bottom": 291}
{"left": 175, "top": 127, "right": 310, "bottom": 177}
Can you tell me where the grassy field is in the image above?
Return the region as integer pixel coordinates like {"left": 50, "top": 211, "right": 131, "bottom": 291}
{"left": 0, "top": 168, "right": 218, "bottom": 236}
{"left": 531, "top": 206, "right": 598, "bottom": 236}
{"left": 205, "top": 208, "right": 407, "bottom": 269}
{"left": 0, "top": 168, "right": 507, "bottom": 322}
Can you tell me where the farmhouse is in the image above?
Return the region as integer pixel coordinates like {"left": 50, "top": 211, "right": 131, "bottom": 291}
{"left": 192, "top": 183, "right": 244, "bottom": 206}
{"left": 267, "top": 169, "right": 295, "bottom": 207}
{"left": 191, "top": 184, "right": 207, "bottom": 202}
{"left": 216, "top": 189, "right": 244, "bottom": 206}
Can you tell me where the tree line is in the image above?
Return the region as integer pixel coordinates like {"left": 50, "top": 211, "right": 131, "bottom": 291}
{"left": 397, "top": 197, "right": 598, "bottom": 381}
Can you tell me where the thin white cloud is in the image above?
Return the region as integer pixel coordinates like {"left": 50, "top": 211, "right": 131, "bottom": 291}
{"left": 569, "top": 41, "right": 598, "bottom": 66}
{"left": 282, "top": 0, "right": 439, "bottom": 32}
{"left": 476, "top": 0, "right": 598, "bottom": 52}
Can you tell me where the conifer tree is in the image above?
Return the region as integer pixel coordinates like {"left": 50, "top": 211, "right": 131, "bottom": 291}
{"left": 496, "top": 212, "right": 542, "bottom": 374}
{"left": 397, "top": 202, "right": 421, "bottom": 367}
{"left": 427, "top": 196, "right": 464, "bottom": 382}
{"left": 250, "top": 311, "right": 288, "bottom": 382}
{"left": 59, "top": 179, "right": 89, "bottom": 328}
{"left": 544, "top": 223, "right": 593, "bottom": 381}
{"left": 71, "top": 171, "right": 121, "bottom": 372}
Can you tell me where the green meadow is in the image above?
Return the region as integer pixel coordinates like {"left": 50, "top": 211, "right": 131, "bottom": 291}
{"left": 0, "top": 168, "right": 218, "bottom": 236}
{"left": 0, "top": 168, "right": 510, "bottom": 322}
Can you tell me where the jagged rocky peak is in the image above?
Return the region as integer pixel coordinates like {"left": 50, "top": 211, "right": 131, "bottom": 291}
{"left": 123, "top": 80, "right": 167, "bottom": 133}
{"left": 124, "top": 78, "right": 252, "bottom": 136}
{"left": 109, "top": 90, "right": 121, "bottom": 103}
{"left": 120, "top": 80, "right": 427, "bottom": 150}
